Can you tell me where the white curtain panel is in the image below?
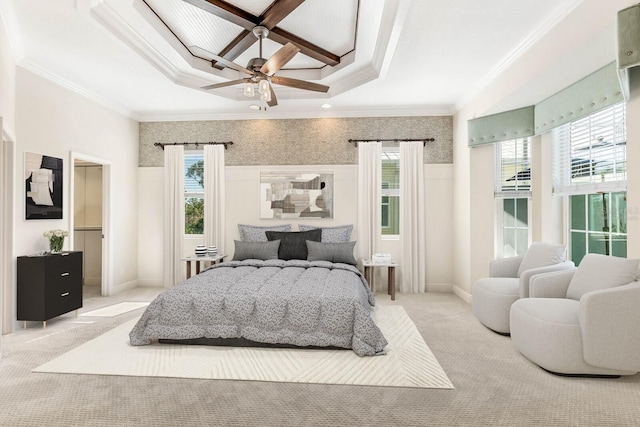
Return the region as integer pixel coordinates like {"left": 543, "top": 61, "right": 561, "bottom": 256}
{"left": 204, "top": 145, "right": 226, "bottom": 255}
{"left": 163, "top": 146, "right": 185, "bottom": 287}
{"left": 400, "top": 141, "right": 427, "bottom": 293}
{"left": 357, "top": 142, "right": 382, "bottom": 279}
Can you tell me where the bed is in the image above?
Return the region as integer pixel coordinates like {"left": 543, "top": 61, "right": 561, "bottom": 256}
{"left": 129, "top": 234, "right": 388, "bottom": 356}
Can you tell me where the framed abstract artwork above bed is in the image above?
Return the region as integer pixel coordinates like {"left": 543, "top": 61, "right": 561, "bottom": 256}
{"left": 260, "top": 171, "right": 333, "bottom": 219}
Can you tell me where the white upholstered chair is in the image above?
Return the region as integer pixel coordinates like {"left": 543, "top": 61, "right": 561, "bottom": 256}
{"left": 472, "top": 242, "right": 574, "bottom": 334}
{"left": 510, "top": 254, "right": 640, "bottom": 376}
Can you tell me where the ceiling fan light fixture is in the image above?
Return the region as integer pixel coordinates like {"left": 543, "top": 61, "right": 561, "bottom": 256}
{"left": 260, "top": 88, "right": 272, "bottom": 103}
{"left": 243, "top": 81, "right": 255, "bottom": 97}
{"left": 258, "top": 79, "right": 270, "bottom": 95}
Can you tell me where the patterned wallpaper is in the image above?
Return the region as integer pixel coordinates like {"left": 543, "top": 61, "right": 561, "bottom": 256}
{"left": 139, "top": 116, "right": 453, "bottom": 167}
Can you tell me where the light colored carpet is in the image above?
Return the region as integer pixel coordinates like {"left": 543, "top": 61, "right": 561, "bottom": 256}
{"left": 33, "top": 305, "right": 453, "bottom": 389}
{"left": 79, "top": 302, "right": 150, "bottom": 317}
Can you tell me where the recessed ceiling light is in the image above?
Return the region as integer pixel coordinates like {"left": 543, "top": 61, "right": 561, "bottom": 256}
{"left": 249, "top": 104, "right": 260, "bottom": 110}
{"left": 321, "top": 103, "right": 332, "bottom": 109}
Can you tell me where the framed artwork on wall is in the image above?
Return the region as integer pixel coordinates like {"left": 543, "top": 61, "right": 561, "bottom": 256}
{"left": 25, "top": 152, "right": 63, "bottom": 220}
{"left": 260, "top": 171, "right": 334, "bottom": 219}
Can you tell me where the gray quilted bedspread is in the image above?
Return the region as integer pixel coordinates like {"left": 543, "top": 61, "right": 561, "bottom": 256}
{"left": 129, "top": 259, "right": 388, "bottom": 356}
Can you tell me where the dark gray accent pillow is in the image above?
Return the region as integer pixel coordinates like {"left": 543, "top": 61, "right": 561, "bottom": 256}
{"left": 306, "top": 241, "right": 357, "bottom": 265}
{"left": 265, "top": 229, "right": 322, "bottom": 260}
{"left": 232, "top": 240, "right": 281, "bottom": 261}
{"left": 237, "top": 224, "right": 292, "bottom": 242}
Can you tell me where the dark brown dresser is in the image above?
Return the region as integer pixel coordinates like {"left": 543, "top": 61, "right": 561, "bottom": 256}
{"left": 17, "top": 251, "right": 83, "bottom": 328}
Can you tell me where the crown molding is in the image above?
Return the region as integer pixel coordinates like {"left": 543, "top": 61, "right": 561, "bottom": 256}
{"left": 132, "top": 104, "right": 454, "bottom": 122}
{"left": 454, "top": 0, "right": 584, "bottom": 112}
{"left": 19, "top": 59, "right": 134, "bottom": 119}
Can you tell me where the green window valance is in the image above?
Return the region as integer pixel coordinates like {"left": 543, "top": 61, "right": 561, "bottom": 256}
{"left": 467, "top": 106, "right": 534, "bottom": 147}
{"left": 534, "top": 62, "right": 625, "bottom": 134}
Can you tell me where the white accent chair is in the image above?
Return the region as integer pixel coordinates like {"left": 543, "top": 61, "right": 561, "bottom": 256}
{"left": 472, "top": 242, "right": 574, "bottom": 334}
{"left": 510, "top": 254, "right": 640, "bottom": 376}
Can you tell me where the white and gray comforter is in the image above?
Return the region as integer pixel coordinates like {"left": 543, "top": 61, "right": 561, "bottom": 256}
{"left": 129, "top": 259, "right": 388, "bottom": 356}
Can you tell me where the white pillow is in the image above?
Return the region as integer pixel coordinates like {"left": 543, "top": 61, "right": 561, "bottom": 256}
{"left": 566, "top": 254, "right": 639, "bottom": 300}
{"left": 517, "top": 242, "right": 566, "bottom": 277}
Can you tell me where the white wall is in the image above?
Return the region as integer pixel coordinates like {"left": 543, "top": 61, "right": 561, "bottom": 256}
{"left": 0, "top": 8, "right": 17, "bottom": 356}
{"left": 138, "top": 164, "right": 454, "bottom": 291}
{"left": 452, "top": 0, "right": 639, "bottom": 299}
{"left": 13, "top": 68, "right": 139, "bottom": 328}
{"left": 0, "top": 10, "right": 15, "bottom": 139}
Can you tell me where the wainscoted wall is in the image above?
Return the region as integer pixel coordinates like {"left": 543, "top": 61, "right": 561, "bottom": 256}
{"left": 139, "top": 116, "right": 453, "bottom": 166}
{"left": 137, "top": 115, "right": 454, "bottom": 292}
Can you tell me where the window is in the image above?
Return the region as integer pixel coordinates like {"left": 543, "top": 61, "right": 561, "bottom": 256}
{"left": 381, "top": 147, "right": 400, "bottom": 235}
{"left": 495, "top": 138, "right": 531, "bottom": 257}
{"left": 553, "top": 103, "right": 627, "bottom": 264}
{"left": 184, "top": 153, "right": 204, "bottom": 235}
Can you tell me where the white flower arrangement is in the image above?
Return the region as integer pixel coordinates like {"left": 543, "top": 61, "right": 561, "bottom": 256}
{"left": 43, "top": 229, "right": 69, "bottom": 238}
{"left": 43, "top": 229, "right": 69, "bottom": 252}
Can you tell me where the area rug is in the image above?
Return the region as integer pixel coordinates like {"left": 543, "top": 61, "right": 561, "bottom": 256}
{"left": 79, "top": 302, "right": 150, "bottom": 317}
{"left": 34, "top": 305, "right": 453, "bottom": 389}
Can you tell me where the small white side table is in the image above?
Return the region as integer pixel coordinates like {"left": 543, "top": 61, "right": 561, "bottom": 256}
{"left": 182, "top": 254, "right": 227, "bottom": 279}
{"left": 362, "top": 260, "right": 398, "bottom": 300}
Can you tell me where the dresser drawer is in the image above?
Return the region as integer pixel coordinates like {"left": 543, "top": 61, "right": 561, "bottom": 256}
{"left": 45, "top": 253, "right": 81, "bottom": 278}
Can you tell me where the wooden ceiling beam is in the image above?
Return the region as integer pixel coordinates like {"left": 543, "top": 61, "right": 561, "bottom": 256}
{"left": 184, "top": 0, "right": 340, "bottom": 68}
{"left": 269, "top": 27, "right": 340, "bottom": 66}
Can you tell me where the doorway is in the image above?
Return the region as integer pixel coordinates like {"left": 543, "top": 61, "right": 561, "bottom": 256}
{"left": 70, "top": 152, "right": 111, "bottom": 297}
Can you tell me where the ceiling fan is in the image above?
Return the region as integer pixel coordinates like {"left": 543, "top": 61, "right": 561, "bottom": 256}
{"left": 200, "top": 26, "right": 330, "bottom": 107}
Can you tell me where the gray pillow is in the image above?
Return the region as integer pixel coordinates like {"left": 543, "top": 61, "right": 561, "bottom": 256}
{"left": 306, "top": 241, "right": 357, "bottom": 265}
{"left": 298, "top": 224, "right": 353, "bottom": 243}
{"left": 566, "top": 254, "right": 639, "bottom": 300}
{"left": 265, "top": 229, "right": 322, "bottom": 260}
{"left": 517, "top": 242, "right": 566, "bottom": 277}
{"left": 232, "top": 240, "right": 281, "bottom": 261}
{"left": 238, "top": 224, "right": 292, "bottom": 242}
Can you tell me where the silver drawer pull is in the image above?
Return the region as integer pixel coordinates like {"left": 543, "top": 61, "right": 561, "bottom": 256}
{"left": 61, "top": 292, "right": 69, "bottom": 297}
{"left": 61, "top": 272, "right": 70, "bottom": 277}
{"left": 61, "top": 253, "right": 69, "bottom": 256}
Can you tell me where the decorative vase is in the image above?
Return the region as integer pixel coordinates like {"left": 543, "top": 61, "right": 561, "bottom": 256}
{"left": 208, "top": 245, "right": 218, "bottom": 256}
{"left": 195, "top": 245, "right": 207, "bottom": 257}
{"left": 49, "top": 236, "right": 64, "bottom": 253}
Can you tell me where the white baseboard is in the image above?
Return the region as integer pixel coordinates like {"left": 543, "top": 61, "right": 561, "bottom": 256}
{"left": 426, "top": 283, "right": 453, "bottom": 293}
{"left": 111, "top": 279, "right": 138, "bottom": 295}
{"left": 136, "top": 279, "right": 164, "bottom": 288}
{"left": 452, "top": 285, "right": 472, "bottom": 304}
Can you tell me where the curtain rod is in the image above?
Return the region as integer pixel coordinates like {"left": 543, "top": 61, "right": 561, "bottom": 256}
{"left": 348, "top": 138, "right": 435, "bottom": 147}
{"left": 154, "top": 141, "right": 234, "bottom": 150}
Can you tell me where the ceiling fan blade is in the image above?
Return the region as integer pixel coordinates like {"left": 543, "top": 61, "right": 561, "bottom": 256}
{"left": 260, "top": 43, "right": 300, "bottom": 76}
{"left": 189, "top": 46, "right": 254, "bottom": 76}
{"left": 202, "top": 79, "right": 249, "bottom": 90}
{"left": 267, "top": 84, "right": 278, "bottom": 107}
{"left": 270, "top": 75, "right": 329, "bottom": 93}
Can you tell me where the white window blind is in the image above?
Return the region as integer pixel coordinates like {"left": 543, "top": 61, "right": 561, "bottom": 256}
{"left": 184, "top": 153, "right": 204, "bottom": 197}
{"left": 495, "top": 138, "right": 531, "bottom": 198}
{"left": 552, "top": 103, "right": 626, "bottom": 195}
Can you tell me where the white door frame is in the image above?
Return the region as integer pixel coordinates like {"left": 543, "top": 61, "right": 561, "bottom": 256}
{"left": 1, "top": 124, "right": 16, "bottom": 336}
{"left": 69, "top": 152, "right": 112, "bottom": 296}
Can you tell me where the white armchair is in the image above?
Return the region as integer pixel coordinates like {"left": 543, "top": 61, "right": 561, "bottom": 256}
{"left": 472, "top": 242, "right": 574, "bottom": 334}
{"left": 510, "top": 253, "right": 640, "bottom": 376}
